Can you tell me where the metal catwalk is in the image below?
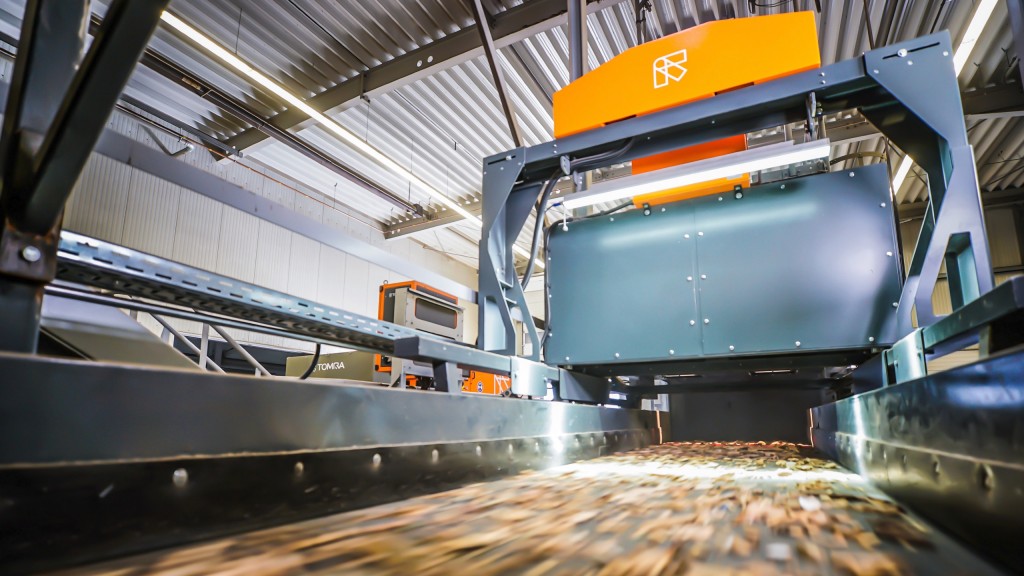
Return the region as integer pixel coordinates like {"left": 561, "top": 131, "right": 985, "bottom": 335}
{"left": 57, "top": 443, "right": 999, "bottom": 575}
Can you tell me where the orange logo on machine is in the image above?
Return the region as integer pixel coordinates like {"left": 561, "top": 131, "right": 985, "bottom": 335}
{"left": 553, "top": 12, "right": 820, "bottom": 205}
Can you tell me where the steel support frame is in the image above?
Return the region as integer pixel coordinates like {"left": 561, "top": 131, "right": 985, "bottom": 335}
{"left": 0, "top": 0, "right": 168, "bottom": 353}
{"left": 471, "top": 0, "right": 523, "bottom": 147}
{"left": 478, "top": 32, "right": 994, "bottom": 360}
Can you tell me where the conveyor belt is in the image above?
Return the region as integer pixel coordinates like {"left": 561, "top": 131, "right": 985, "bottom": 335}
{"left": 58, "top": 443, "right": 1001, "bottom": 575}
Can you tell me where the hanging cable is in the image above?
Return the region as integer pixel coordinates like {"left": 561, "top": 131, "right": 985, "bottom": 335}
{"left": 299, "top": 343, "right": 322, "bottom": 380}
{"left": 521, "top": 138, "right": 638, "bottom": 290}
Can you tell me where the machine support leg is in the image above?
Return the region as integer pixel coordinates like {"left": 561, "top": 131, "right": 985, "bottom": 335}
{"left": 432, "top": 361, "right": 463, "bottom": 393}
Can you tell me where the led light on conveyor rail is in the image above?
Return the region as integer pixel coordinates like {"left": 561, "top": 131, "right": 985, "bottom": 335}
{"left": 560, "top": 140, "right": 832, "bottom": 210}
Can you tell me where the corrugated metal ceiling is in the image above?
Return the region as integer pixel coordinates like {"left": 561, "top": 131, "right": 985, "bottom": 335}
{"left": 0, "top": 0, "right": 1017, "bottom": 269}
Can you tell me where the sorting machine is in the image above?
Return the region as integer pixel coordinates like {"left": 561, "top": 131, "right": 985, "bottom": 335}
{"left": 0, "top": 3, "right": 1020, "bottom": 574}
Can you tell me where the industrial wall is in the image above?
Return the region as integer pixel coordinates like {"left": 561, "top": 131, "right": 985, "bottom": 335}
{"left": 62, "top": 110, "right": 480, "bottom": 351}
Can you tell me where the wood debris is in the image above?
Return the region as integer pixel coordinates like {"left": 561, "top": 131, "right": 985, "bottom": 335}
{"left": 63, "top": 442, "right": 994, "bottom": 575}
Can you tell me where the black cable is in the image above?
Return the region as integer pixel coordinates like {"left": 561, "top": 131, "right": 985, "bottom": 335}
{"left": 520, "top": 138, "right": 638, "bottom": 290}
{"left": 299, "top": 343, "right": 321, "bottom": 380}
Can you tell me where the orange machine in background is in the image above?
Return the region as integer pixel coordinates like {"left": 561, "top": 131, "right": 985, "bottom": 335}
{"left": 375, "top": 281, "right": 510, "bottom": 395}
{"left": 553, "top": 12, "right": 820, "bottom": 205}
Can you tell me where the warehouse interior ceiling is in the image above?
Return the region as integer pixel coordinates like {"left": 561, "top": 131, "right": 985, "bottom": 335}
{"left": 0, "top": 0, "right": 1018, "bottom": 272}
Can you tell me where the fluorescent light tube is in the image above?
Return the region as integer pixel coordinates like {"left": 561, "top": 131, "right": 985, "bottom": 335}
{"left": 953, "top": 0, "right": 998, "bottom": 76}
{"left": 896, "top": 0, "right": 997, "bottom": 194}
{"left": 160, "top": 12, "right": 544, "bottom": 268}
{"left": 890, "top": 156, "right": 913, "bottom": 194}
{"left": 560, "top": 140, "right": 831, "bottom": 210}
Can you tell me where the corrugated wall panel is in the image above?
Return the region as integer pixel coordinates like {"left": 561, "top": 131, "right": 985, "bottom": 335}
{"left": 286, "top": 234, "right": 321, "bottom": 301}
{"left": 64, "top": 154, "right": 132, "bottom": 243}
{"left": 986, "top": 207, "right": 1022, "bottom": 268}
{"left": 252, "top": 221, "right": 293, "bottom": 292}
{"left": 172, "top": 190, "right": 223, "bottom": 270}
{"left": 316, "top": 247, "right": 349, "bottom": 309}
{"left": 215, "top": 206, "right": 260, "bottom": 283}
{"left": 121, "top": 171, "right": 181, "bottom": 258}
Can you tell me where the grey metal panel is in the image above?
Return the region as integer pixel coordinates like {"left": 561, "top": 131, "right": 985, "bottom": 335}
{"left": 546, "top": 166, "right": 902, "bottom": 366}
{"left": 697, "top": 165, "right": 902, "bottom": 355}
{"left": 546, "top": 201, "right": 699, "bottom": 364}
{"left": 0, "top": 352, "right": 655, "bottom": 464}
{"left": 811, "top": 349, "right": 1024, "bottom": 571}
{"left": 40, "top": 295, "right": 197, "bottom": 370}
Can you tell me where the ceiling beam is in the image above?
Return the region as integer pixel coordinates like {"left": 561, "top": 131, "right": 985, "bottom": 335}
{"left": 224, "top": 0, "right": 625, "bottom": 153}
{"left": 962, "top": 82, "right": 1024, "bottom": 120}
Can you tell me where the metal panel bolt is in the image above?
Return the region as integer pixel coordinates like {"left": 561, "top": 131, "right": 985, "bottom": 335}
{"left": 907, "top": 60, "right": 913, "bottom": 66}
{"left": 697, "top": 231, "right": 704, "bottom": 237}
{"left": 780, "top": 184, "right": 786, "bottom": 190}
{"left": 942, "top": 51, "right": 949, "bottom": 57}
{"left": 886, "top": 251, "right": 893, "bottom": 257}
{"left": 881, "top": 202, "right": 886, "bottom": 207}
{"left": 172, "top": 468, "right": 188, "bottom": 488}
{"left": 703, "top": 319, "right": 710, "bottom": 325}
{"left": 897, "top": 48, "right": 908, "bottom": 58}
{"left": 718, "top": 196, "right": 723, "bottom": 202}
{"left": 795, "top": 341, "right": 801, "bottom": 347}
{"left": 661, "top": 208, "right": 666, "bottom": 212}
{"left": 20, "top": 246, "right": 41, "bottom": 263}
{"left": 686, "top": 276, "right": 693, "bottom": 282}
{"left": 610, "top": 217, "right": 615, "bottom": 222}
{"left": 432, "top": 449, "right": 440, "bottom": 463}
{"left": 372, "top": 453, "right": 382, "bottom": 468}
{"left": 868, "top": 337, "right": 875, "bottom": 343}
{"left": 700, "top": 274, "right": 707, "bottom": 280}
{"left": 475, "top": 445, "right": 483, "bottom": 457}
{"left": 669, "top": 349, "right": 675, "bottom": 355}
{"left": 684, "top": 233, "right": 690, "bottom": 239}
{"left": 614, "top": 352, "right": 620, "bottom": 358}
{"left": 735, "top": 191, "right": 743, "bottom": 199}
{"left": 892, "top": 302, "right": 898, "bottom": 308}
{"left": 294, "top": 462, "right": 304, "bottom": 476}
{"left": 729, "top": 345, "right": 735, "bottom": 351}
{"left": 689, "top": 320, "right": 696, "bottom": 326}
{"left": 849, "top": 172, "right": 855, "bottom": 177}
{"left": 565, "top": 356, "right": 570, "bottom": 361}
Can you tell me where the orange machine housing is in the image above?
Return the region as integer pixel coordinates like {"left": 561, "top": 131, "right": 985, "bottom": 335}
{"left": 375, "top": 281, "right": 509, "bottom": 395}
{"left": 552, "top": 12, "right": 820, "bottom": 205}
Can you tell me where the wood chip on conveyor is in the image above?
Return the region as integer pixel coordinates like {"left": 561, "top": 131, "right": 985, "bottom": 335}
{"left": 59, "top": 442, "right": 1001, "bottom": 576}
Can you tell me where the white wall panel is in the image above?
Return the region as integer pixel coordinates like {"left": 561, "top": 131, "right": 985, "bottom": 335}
{"left": 342, "top": 256, "right": 371, "bottom": 317}
{"left": 215, "top": 206, "right": 260, "bottom": 283}
{"left": 287, "top": 234, "right": 321, "bottom": 301}
{"left": 121, "top": 171, "right": 180, "bottom": 258}
{"left": 172, "top": 190, "right": 222, "bottom": 270}
{"left": 252, "top": 221, "right": 292, "bottom": 292}
{"left": 64, "top": 154, "right": 131, "bottom": 243}
{"left": 316, "top": 247, "right": 349, "bottom": 309}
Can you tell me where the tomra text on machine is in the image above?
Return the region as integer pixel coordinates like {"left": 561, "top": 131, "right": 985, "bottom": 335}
{"left": 0, "top": 6, "right": 1021, "bottom": 574}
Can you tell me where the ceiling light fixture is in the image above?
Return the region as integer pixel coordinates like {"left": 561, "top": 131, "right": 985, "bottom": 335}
{"left": 892, "top": 0, "right": 997, "bottom": 198}
{"left": 159, "top": 12, "right": 542, "bottom": 268}
{"left": 559, "top": 140, "right": 831, "bottom": 210}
